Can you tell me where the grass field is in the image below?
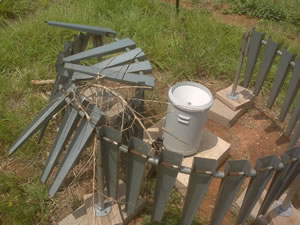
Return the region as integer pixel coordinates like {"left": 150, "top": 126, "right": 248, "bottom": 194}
{"left": 0, "top": 0, "right": 300, "bottom": 224}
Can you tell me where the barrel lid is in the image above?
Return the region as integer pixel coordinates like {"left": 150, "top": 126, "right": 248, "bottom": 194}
{"left": 168, "top": 81, "right": 213, "bottom": 112}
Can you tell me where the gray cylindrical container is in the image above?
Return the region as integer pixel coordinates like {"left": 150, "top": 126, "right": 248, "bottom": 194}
{"left": 162, "top": 81, "right": 213, "bottom": 156}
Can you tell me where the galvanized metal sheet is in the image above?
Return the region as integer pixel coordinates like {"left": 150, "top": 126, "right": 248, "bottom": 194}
{"left": 8, "top": 93, "right": 68, "bottom": 155}
{"left": 99, "top": 126, "right": 122, "bottom": 199}
{"left": 49, "top": 105, "right": 105, "bottom": 197}
{"left": 47, "top": 21, "right": 117, "bottom": 37}
{"left": 244, "top": 29, "right": 265, "bottom": 88}
{"left": 286, "top": 95, "right": 300, "bottom": 136}
{"left": 279, "top": 59, "right": 300, "bottom": 121}
{"left": 126, "top": 137, "right": 151, "bottom": 216}
{"left": 40, "top": 105, "right": 81, "bottom": 183}
{"left": 180, "top": 158, "right": 218, "bottom": 225}
{"left": 151, "top": 150, "right": 183, "bottom": 222}
{"left": 258, "top": 147, "right": 300, "bottom": 215}
{"left": 94, "top": 48, "right": 146, "bottom": 69}
{"left": 235, "top": 155, "right": 281, "bottom": 225}
{"left": 253, "top": 38, "right": 280, "bottom": 95}
{"left": 63, "top": 38, "right": 136, "bottom": 63}
{"left": 105, "top": 61, "right": 152, "bottom": 74}
{"left": 209, "top": 160, "right": 251, "bottom": 225}
{"left": 289, "top": 122, "right": 300, "bottom": 148}
{"left": 267, "top": 49, "right": 295, "bottom": 108}
{"left": 65, "top": 63, "right": 155, "bottom": 88}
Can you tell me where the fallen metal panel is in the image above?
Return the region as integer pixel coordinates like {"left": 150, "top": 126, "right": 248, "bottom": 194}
{"left": 99, "top": 126, "right": 122, "bottom": 199}
{"left": 279, "top": 59, "right": 300, "bottom": 121}
{"left": 126, "top": 137, "right": 151, "bottom": 216}
{"left": 49, "top": 105, "right": 104, "bottom": 197}
{"left": 209, "top": 160, "right": 251, "bottom": 225}
{"left": 267, "top": 49, "right": 295, "bottom": 108}
{"left": 40, "top": 106, "right": 81, "bottom": 183}
{"left": 65, "top": 63, "right": 155, "bottom": 88}
{"left": 94, "top": 48, "right": 146, "bottom": 69}
{"left": 289, "top": 122, "right": 300, "bottom": 148}
{"left": 106, "top": 61, "right": 152, "bottom": 74}
{"left": 244, "top": 29, "right": 265, "bottom": 88}
{"left": 47, "top": 21, "right": 117, "bottom": 37}
{"left": 253, "top": 38, "right": 280, "bottom": 95}
{"left": 151, "top": 150, "right": 183, "bottom": 222}
{"left": 8, "top": 93, "right": 68, "bottom": 155}
{"left": 286, "top": 95, "right": 300, "bottom": 136}
{"left": 235, "top": 155, "right": 281, "bottom": 225}
{"left": 258, "top": 147, "right": 300, "bottom": 215}
{"left": 63, "top": 38, "right": 136, "bottom": 63}
{"left": 180, "top": 158, "right": 218, "bottom": 225}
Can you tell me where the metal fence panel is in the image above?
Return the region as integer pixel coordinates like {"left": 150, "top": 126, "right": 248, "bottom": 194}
{"left": 41, "top": 106, "right": 81, "bottom": 183}
{"left": 126, "top": 137, "right": 151, "bottom": 216}
{"left": 244, "top": 29, "right": 265, "bottom": 88}
{"left": 63, "top": 38, "right": 136, "bottom": 63}
{"left": 267, "top": 49, "right": 295, "bottom": 108}
{"left": 100, "top": 126, "right": 122, "bottom": 199}
{"left": 235, "top": 155, "right": 281, "bottom": 225}
{"left": 253, "top": 38, "right": 280, "bottom": 95}
{"left": 107, "top": 61, "right": 152, "bottom": 74}
{"left": 279, "top": 59, "right": 300, "bottom": 121}
{"left": 209, "top": 160, "right": 251, "bottom": 225}
{"left": 286, "top": 95, "right": 300, "bottom": 136}
{"left": 151, "top": 150, "right": 183, "bottom": 222}
{"left": 258, "top": 147, "right": 300, "bottom": 215}
{"left": 180, "top": 158, "right": 218, "bottom": 225}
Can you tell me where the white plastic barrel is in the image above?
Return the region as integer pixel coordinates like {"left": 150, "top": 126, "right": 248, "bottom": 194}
{"left": 162, "top": 81, "right": 214, "bottom": 156}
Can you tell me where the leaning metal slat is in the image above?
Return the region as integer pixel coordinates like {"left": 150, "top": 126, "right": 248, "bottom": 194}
{"left": 126, "top": 137, "right": 151, "bottom": 216}
{"left": 209, "top": 160, "right": 251, "bottom": 225}
{"left": 47, "top": 21, "right": 117, "bottom": 37}
{"left": 235, "top": 155, "right": 281, "bottom": 225}
{"left": 49, "top": 105, "right": 105, "bottom": 197}
{"left": 65, "top": 63, "right": 155, "bottom": 88}
{"left": 40, "top": 105, "right": 81, "bottom": 183}
{"left": 151, "top": 150, "right": 183, "bottom": 222}
{"left": 258, "top": 147, "right": 300, "bottom": 215}
{"left": 94, "top": 48, "right": 146, "bottom": 69}
{"left": 279, "top": 59, "right": 300, "bottom": 121}
{"left": 99, "top": 126, "right": 122, "bottom": 199}
{"left": 286, "top": 95, "right": 300, "bottom": 136}
{"left": 244, "top": 29, "right": 265, "bottom": 88}
{"left": 253, "top": 38, "right": 280, "bottom": 96}
{"left": 106, "top": 61, "right": 152, "bottom": 74}
{"left": 8, "top": 93, "right": 68, "bottom": 155}
{"left": 63, "top": 38, "right": 136, "bottom": 63}
{"left": 289, "top": 122, "right": 300, "bottom": 148}
{"left": 267, "top": 49, "right": 295, "bottom": 108}
{"left": 180, "top": 158, "right": 218, "bottom": 225}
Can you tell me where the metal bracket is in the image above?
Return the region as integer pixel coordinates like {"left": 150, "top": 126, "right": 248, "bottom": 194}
{"left": 273, "top": 200, "right": 293, "bottom": 217}
{"left": 227, "top": 92, "right": 240, "bottom": 100}
{"left": 94, "top": 201, "right": 112, "bottom": 217}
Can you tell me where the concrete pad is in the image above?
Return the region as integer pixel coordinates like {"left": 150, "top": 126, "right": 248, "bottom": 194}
{"left": 216, "top": 85, "right": 255, "bottom": 111}
{"left": 208, "top": 98, "right": 250, "bottom": 128}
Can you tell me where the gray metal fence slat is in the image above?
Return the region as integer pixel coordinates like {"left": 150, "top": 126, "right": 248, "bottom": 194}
{"left": 180, "top": 158, "right": 218, "bottom": 225}
{"left": 41, "top": 106, "right": 81, "bottom": 183}
{"left": 209, "top": 160, "right": 251, "bottom": 225}
{"left": 126, "top": 137, "right": 151, "bottom": 216}
{"left": 47, "top": 21, "right": 117, "bottom": 37}
{"left": 151, "top": 150, "right": 183, "bottom": 222}
{"left": 49, "top": 105, "right": 104, "bottom": 197}
{"left": 235, "top": 155, "right": 281, "bottom": 225}
{"left": 8, "top": 93, "right": 68, "bottom": 155}
{"left": 99, "top": 126, "right": 122, "bottom": 199}
{"left": 267, "top": 49, "right": 295, "bottom": 108}
{"left": 258, "top": 147, "right": 300, "bottom": 215}
{"left": 63, "top": 38, "right": 136, "bottom": 63}
{"left": 289, "top": 122, "right": 300, "bottom": 148}
{"left": 244, "top": 29, "right": 265, "bottom": 88}
{"left": 65, "top": 63, "right": 155, "bottom": 88}
{"left": 253, "top": 38, "right": 280, "bottom": 96}
{"left": 94, "top": 48, "right": 146, "bottom": 69}
{"left": 106, "top": 61, "right": 152, "bottom": 74}
{"left": 286, "top": 95, "right": 300, "bottom": 136}
{"left": 279, "top": 59, "right": 300, "bottom": 121}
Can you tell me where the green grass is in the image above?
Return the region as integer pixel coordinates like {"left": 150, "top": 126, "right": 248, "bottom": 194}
{"left": 1, "top": 0, "right": 300, "bottom": 224}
